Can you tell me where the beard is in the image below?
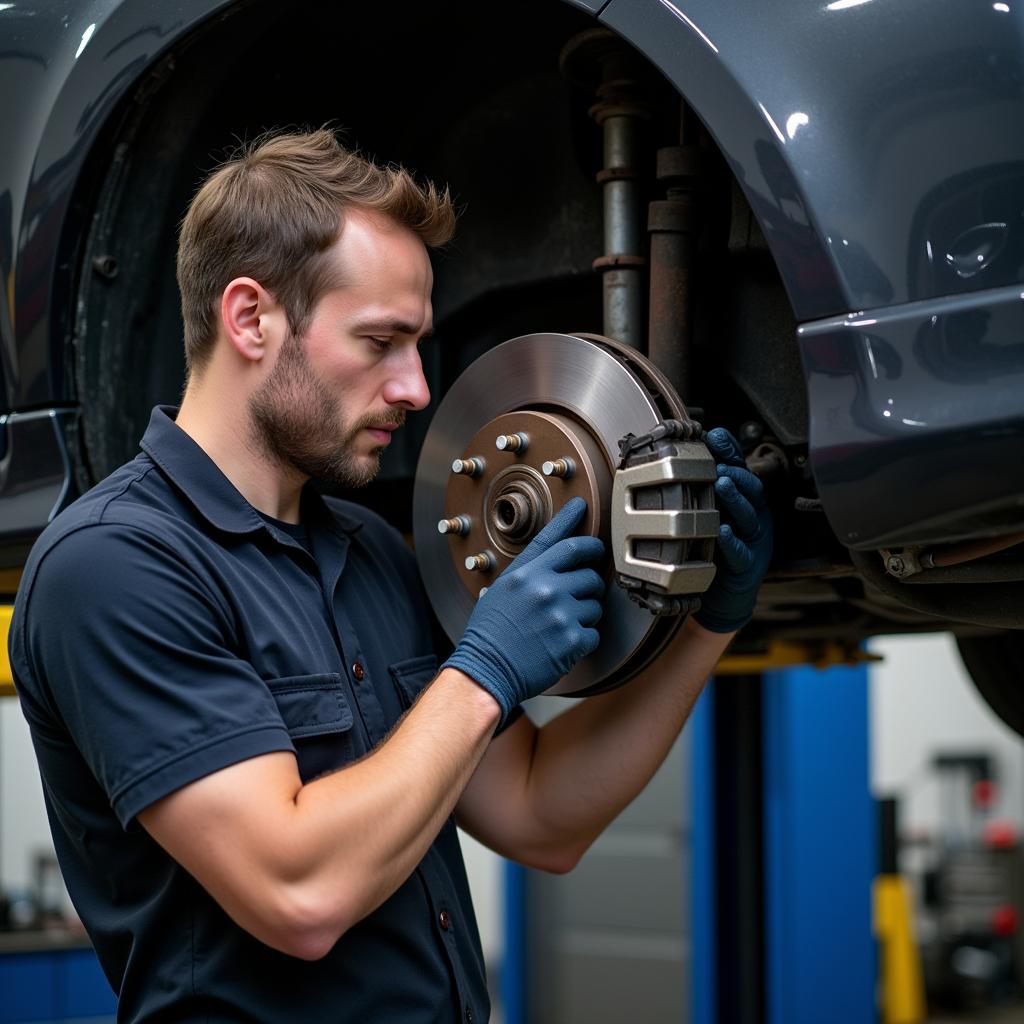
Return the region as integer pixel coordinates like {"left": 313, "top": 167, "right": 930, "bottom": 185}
{"left": 248, "top": 331, "right": 404, "bottom": 489}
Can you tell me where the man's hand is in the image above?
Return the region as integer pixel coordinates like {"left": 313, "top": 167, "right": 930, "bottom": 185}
{"left": 693, "top": 427, "right": 773, "bottom": 634}
{"left": 443, "top": 496, "right": 605, "bottom": 724}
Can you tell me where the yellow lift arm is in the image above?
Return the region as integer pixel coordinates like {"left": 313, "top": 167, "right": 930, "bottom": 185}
{"left": 1, "top": 603, "right": 14, "bottom": 697}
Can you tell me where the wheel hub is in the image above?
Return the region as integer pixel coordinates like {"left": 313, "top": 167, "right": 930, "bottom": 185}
{"left": 444, "top": 409, "right": 612, "bottom": 594}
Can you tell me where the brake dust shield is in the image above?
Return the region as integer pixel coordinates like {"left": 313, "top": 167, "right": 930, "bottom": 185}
{"left": 413, "top": 332, "right": 696, "bottom": 696}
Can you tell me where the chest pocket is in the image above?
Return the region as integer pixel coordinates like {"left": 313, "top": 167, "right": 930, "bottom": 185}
{"left": 267, "top": 673, "right": 355, "bottom": 782}
{"left": 389, "top": 654, "right": 439, "bottom": 711}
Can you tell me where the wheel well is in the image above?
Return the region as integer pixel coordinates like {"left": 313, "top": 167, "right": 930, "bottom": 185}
{"left": 68, "top": 0, "right": 805, "bottom": 503}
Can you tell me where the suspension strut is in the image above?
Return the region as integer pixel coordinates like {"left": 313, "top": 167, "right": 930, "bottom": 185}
{"left": 648, "top": 105, "right": 708, "bottom": 405}
{"left": 560, "top": 28, "right": 652, "bottom": 351}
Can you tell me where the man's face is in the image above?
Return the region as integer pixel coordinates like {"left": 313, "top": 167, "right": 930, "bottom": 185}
{"left": 249, "top": 209, "right": 434, "bottom": 488}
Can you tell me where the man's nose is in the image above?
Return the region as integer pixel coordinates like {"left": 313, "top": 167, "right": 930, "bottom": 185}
{"left": 383, "top": 347, "right": 431, "bottom": 411}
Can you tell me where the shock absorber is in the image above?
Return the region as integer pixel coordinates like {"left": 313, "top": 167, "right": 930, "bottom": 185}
{"left": 561, "top": 28, "right": 652, "bottom": 351}
{"left": 647, "top": 104, "right": 709, "bottom": 404}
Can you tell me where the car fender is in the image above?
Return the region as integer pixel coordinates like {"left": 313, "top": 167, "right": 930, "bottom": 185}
{"left": 602, "top": 0, "right": 1024, "bottom": 319}
{"left": 0, "top": 0, "right": 236, "bottom": 411}
{"left": 603, "top": 0, "right": 1024, "bottom": 548}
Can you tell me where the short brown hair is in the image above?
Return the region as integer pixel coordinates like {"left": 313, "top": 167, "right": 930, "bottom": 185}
{"left": 176, "top": 129, "right": 456, "bottom": 376}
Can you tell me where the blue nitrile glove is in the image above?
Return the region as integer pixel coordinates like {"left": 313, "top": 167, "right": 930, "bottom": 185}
{"left": 693, "top": 427, "right": 773, "bottom": 633}
{"left": 443, "top": 496, "right": 605, "bottom": 723}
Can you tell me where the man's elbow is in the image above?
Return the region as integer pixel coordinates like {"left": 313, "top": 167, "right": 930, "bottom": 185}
{"left": 521, "top": 840, "right": 590, "bottom": 876}
{"left": 274, "top": 928, "right": 337, "bottom": 963}
{"left": 255, "top": 883, "right": 356, "bottom": 962}
{"left": 538, "top": 855, "right": 579, "bottom": 876}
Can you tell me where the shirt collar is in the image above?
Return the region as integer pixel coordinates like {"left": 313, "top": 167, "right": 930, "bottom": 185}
{"left": 139, "top": 406, "right": 364, "bottom": 537}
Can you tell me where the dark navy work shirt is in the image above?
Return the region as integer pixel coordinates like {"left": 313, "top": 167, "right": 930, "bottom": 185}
{"left": 9, "top": 406, "right": 492, "bottom": 1023}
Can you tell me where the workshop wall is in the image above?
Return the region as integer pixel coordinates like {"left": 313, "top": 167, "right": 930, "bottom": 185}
{"left": 0, "top": 702, "right": 56, "bottom": 900}
{"left": 870, "top": 633, "right": 1024, "bottom": 834}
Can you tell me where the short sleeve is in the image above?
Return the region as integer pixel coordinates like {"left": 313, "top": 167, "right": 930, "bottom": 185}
{"left": 17, "top": 525, "right": 293, "bottom": 827}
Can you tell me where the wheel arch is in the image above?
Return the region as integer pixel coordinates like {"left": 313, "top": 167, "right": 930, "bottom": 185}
{"left": 599, "top": 0, "right": 846, "bottom": 324}
{"left": 5, "top": 0, "right": 239, "bottom": 409}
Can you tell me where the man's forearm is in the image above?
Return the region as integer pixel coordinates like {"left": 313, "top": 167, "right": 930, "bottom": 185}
{"left": 286, "top": 668, "right": 499, "bottom": 937}
{"left": 523, "top": 617, "right": 733, "bottom": 865}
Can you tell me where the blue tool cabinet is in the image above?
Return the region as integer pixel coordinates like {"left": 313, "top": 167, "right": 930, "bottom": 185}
{"left": 0, "top": 944, "right": 115, "bottom": 1023}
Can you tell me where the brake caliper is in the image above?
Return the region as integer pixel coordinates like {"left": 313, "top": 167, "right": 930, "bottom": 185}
{"left": 612, "top": 418, "right": 719, "bottom": 615}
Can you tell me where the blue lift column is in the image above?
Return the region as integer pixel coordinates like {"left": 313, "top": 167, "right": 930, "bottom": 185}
{"left": 762, "top": 664, "right": 875, "bottom": 1024}
{"left": 691, "top": 664, "right": 875, "bottom": 1024}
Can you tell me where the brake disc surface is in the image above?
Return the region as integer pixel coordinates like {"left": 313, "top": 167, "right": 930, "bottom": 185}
{"left": 413, "top": 332, "right": 683, "bottom": 696}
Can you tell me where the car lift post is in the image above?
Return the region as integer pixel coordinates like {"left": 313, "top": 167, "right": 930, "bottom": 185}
{"left": 691, "top": 663, "right": 875, "bottom": 1024}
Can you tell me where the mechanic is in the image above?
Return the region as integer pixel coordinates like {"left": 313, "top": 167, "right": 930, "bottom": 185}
{"left": 8, "top": 130, "right": 771, "bottom": 1023}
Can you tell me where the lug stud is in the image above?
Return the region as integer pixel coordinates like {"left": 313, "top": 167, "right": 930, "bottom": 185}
{"left": 451, "top": 456, "right": 485, "bottom": 477}
{"left": 464, "top": 551, "right": 496, "bottom": 572}
{"left": 495, "top": 432, "right": 529, "bottom": 453}
{"left": 542, "top": 457, "right": 576, "bottom": 479}
{"left": 438, "top": 515, "right": 471, "bottom": 536}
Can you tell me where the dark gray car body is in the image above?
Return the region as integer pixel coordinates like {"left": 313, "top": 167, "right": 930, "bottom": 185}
{"left": 2, "top": 0, "right": 1023, "bottom": 564}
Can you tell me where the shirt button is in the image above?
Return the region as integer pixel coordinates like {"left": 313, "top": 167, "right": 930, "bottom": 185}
{"left": 466, "top": 1008, "right": 474, "bottom": 1024}
{"left": 352, "top": 661, "right": 365, "bottom": 680}
{"left": 438, "top": 910, "right": 451, "bottom": 931}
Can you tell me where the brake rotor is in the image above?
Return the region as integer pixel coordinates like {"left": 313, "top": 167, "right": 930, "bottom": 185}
{"left": 413, "top": 332, "right": 691, "bottom": 696}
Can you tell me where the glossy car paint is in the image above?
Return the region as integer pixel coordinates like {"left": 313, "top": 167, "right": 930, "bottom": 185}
{"left": 800, "top": 284, "right": 1024, "bottom": 548}
{"left": 0, "top": 408, "right": 75, "bottom": 536}
{"left": 605, "top": 0, "right": 1024, "bottom": 548}
{"left": 602, "top": 0, "right": 1024, "bottom": 318}
{"left": 1, "top": 0, "right": 1022, "bottom": 558}
{"left": 0, "top": 0, "right": 236, "bottom": 412}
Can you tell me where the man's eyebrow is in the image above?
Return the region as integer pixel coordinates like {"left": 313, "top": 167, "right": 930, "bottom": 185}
{"left": 353, "top": 319, "right": 435, "bottom": 339}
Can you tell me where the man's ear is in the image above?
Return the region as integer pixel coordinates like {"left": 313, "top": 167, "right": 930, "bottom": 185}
{"left": 220, "top": 278, "right": 285, "bottom": 364}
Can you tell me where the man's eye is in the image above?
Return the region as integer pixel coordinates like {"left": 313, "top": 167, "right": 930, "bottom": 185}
{"left": 369, "top": 337, "right": 392, "bottom": 353}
